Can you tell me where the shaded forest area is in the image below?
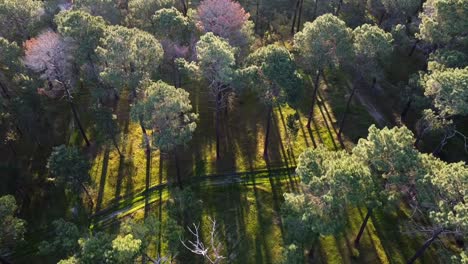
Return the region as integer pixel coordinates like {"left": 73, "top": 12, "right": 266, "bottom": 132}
{"left": 0, "top": 0, "right": 467, "bottom": 263}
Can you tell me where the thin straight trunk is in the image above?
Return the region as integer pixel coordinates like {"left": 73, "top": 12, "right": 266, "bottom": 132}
{"left": 354, "top": 208, "right": 372, "bottom": 247}
{"left": 180, "top": 0, "right": 187, "bottom": 16}
{"left": 307, "top": 70, "right": 321, "bottom": 128}
{"left": 371, "top": 77, "right": 377, "bottom": 91}
{"left": 296, "top": 0, "right": 304, "bottom": 32}
{"left": 263, "top": 105, "right": 273, "bottom": 158}
{"left": 408, "top": 40, "right": 420, "bottom": 57}
{"left": 8, "top": 141, "right": 16, "bottom": 157}
{"left": 432, "top": 134, "right": 448, "bottom": 156}
{"left": 67, "top": 94, "right": 90, "bottom": 147}
{"left": 215, "top": 92, "right": 221, "bottom": 160}
{"left": 80, "top": 182, "right": 94, "bottom": 211}
{"left": 255, "top": 0, "right": 260, "bottom": 33}
{"left": 291, "top": 0, "right": 301, "bottom": 35}
{"left": 378, "top": 12, "right": 385, "bottom": 25}
{"left": 143, "top": 127, "right": 151, "bottom": 218}
{"left": 338, "top": 84, "right": 357, "bottom": 141}
{"left": 313, "top": 0, "right": 319, "bottom": 20}
{"left": 112, "top": 136, "right": 122, "bottom": 157}
{"left": 0, "top": 80, "right": 11, "bottom": 99}
{"left": 174, "top": 151, "right": 183, "bottom": 189}
{"left": 407, "top": 229, "right": 443, "bottom": 264}
{"left": 414, "top": 129, "right": 425, "bottom": 147}
{"left": 335, "top": 0, "right": 343, "bottom": 15}
{"left": 401, "top": 98, "right": 413, "bottom": 121}
{"left": 172, "top": 62, "right": 178, "bottom": 88}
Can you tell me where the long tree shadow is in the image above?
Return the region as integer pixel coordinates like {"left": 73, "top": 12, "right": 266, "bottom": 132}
{"left": 277, "top": 106, "right": 297, "bottom": 166}
{"left": 95, "top": 145, "right": 110, "bottom": 212}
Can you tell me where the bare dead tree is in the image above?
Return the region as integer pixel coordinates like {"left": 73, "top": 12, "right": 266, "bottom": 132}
{"left": 181, "top": 218, "right": 225, "bottom": 264}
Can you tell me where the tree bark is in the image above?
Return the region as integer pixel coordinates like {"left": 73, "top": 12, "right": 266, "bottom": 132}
{"left": 307, "top": 70, "right": 321, "bottom": 128}
{"left": 180, "top": 0, "right": 188, "bottom": 16}
{"left": 296, "top": 0, "right": 304, "bottom": 33}
{"left": 338, "top": 84, "right": 357, "bottom": 141}
{"left": 335, "top": 0, "right": 343, "bottom": 16}
{"left": 407, "top": 228, "right": 443, "bottom": 264}
{"left": 0, "top": 79, "right": 11, "bottom": 99}
{"left": 67, "top": 96, "right": 90, "bottom": 147}
{"left": 112, "top": 136, "right": 122, "bottom": 157}
{"left": 313, "top": 0, "right": 319, "bottom": 20}
{"left": 378, "top": 13, "right": 385, "bottom": 25}
{"left": 371, "top": 77, "right": 377, "bottom": 91}
{"left": 255, "top": 0, "right": 260, "bottom": 33}
{"left": 216, "top": 92, "right": 221, "bottom": 160}
{"left": 174, "top": 150, "right": 183, "bottom": 189}
{"left": 408, "top": 40, "right": 420, "bottom": 57}
{"left": 291, "top": 0, "right": 301, "bottom": 35}
{"left": 80, "top": 182, "right": 94, "bottom": 212}
{"left": 401, "top": 98, "right": 413, "bottom": 121}
{"left": 143, "top": 127, "right": 151, "bottom": 218}
{"left": 354, "top": 208, "right": 372, "bottom": 247}
{"left": 263, "top": 105, "right": 273, "bottom": 158}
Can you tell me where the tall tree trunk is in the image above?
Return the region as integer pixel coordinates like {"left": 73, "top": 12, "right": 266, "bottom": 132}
{"left": 407, "top": 228, "right": 443, "bottom": 264}
{"left": 408, "top": 40, "right": 420, "bottom": 57}
{"left": 67, "top": 94, "right": 90, "bottom": 147}
{"left": 313, "top": 0, "right": 319, "bottom": 20}
{"left": 0, "top": 79, "right": 11, "bottom": 99}
{"left": 255, "top": 0, "right": 260, "bottom": 33}
{"left": 291, "top": 0, "right": 301, "bottom": 35}
{"left": 80, "top": 182, "right": 94, "bottom": 212}
{"left": 414, "top": 129, "right": 426, "bottom": 147}
{"left": 296, "top": 0, "right": 304, "bottom": 32}
{"left": 401, "top": 98, "right": 413, "bottom": 121}
{"left": 180, "top": 0, "right": 187, "bottom": 16}
{"left": 307, "top": 70, "right": 321, "bottom": 128}
{"left": 432, "top": 133, "right": 448, "bottom": 156}
{"left": 174, "top": 150, "right": 183, "bottom": 189}
{"left": 215, "top": 92, "right": 221, "bottom": 160}
{"left": 112, "top": 136, "right": 122, "bottom": 157}
{"left": 354, "top": 208, "right": 372, "bottom": 247}
{"left": 378, "top": 12, "right": 385, "bottom": 25}
{"left": 335, "top": 0, "right": 343, "bottom": 15}
{"left": 263, "top": 105, "right": 273, "bottom": 158}
{"left": 338, "top": 84, "right": 357, "bottom": 141}
{"left": 143, "top": 126, "right": 151, "bottom": 218}
{"left": 371, "top": 77, "right": 377, "bottom": 91}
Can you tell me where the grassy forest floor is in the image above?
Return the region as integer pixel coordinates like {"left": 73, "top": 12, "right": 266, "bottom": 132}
{"left": 9, "top": 45, "right": 461, "bottom": 263}
{"left": 78, "top": 55, "right": 446, "bottom": 263}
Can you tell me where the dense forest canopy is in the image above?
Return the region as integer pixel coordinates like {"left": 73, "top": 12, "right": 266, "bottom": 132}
{"left": 0, "top": 0, "right": 467, "bottom": 263}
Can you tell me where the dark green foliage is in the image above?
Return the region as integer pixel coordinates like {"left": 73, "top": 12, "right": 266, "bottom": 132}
{"left": 0, "top": 195, "right": 26, "bottom": 257}
{"left": 38, "top": 219, "right": 80, "bottom": 257}
{"left": 47, "top": 145, "right": 91, "bottom": 191}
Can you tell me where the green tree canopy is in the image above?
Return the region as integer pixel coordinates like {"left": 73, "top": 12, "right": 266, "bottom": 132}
{"left": 47, "top": 145, "right": 91, "bottom": 190}
{"left": 418, "top": 0, "right": 468, "bottom": 47}
{"left": 422, "top": 66, "right": 468, "bottom": 117}
{"left": 0, "top": 0, "right": 44, "bottom": 42}
{"left": 131, "top": 81, "right": 198, "bottom": 152}
{"left": 126, "top": 0, "right": 174, "bottom": 30}
{"left": 195, "top": 32, "right": 237, "bottom": 85}
{"left": 55, "top": 10, "right": 107, "bottom": 65}
{"left": 38, "top": 219, "right": 80, "bottom": 257}
{"left": 0, "top": 195, "right": 26, "bottom": 257}
{"left": 246, "top": 44, "right": 303, "bottom": 105}
{"left": 294, "top": 14, "right": 354, "bottom": 72}
{"left": 96, "top": 26, "right": 164, "bottom": 96}
{"left": 151, "top": 7, "right": 192, "bottom": 43}
{"left": 73, "top": 0, "right": 122, "bottom": 25}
